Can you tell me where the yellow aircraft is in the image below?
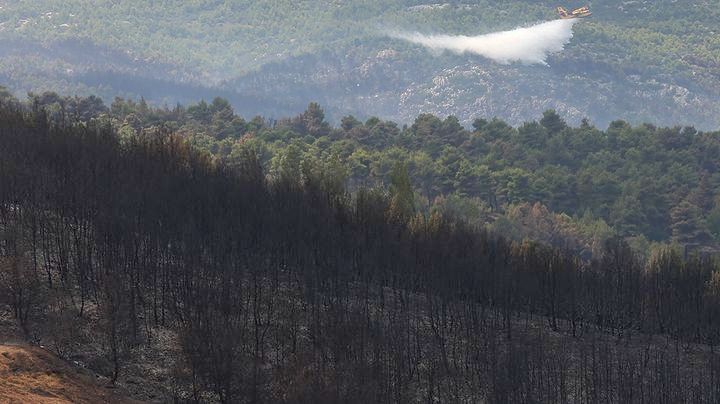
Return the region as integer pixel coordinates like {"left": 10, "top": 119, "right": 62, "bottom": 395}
{"left": 556, "top": 6, "right": 592, "bottom": 19}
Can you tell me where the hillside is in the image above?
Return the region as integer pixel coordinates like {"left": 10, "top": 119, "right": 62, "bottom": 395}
{"left": 8, "top": 91, "right": 716, "bottom": 257}
{"left": 2, "top": 101, "right": 720, "bottom": 403}
{"left": 4, "top": 2, "right": 720, "bottom": 402}
{"left": 0, "top": 1, "right": 719, "bottom": 129}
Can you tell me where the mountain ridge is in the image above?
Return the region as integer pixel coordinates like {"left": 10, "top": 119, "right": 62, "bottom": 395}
{"left": 1, "top": 1, "right": 719, "bottom": 129}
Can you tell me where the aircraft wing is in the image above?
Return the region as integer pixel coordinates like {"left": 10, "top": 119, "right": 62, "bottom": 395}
{"left": 572, "top": 6, "right": 590, "bottom": 15}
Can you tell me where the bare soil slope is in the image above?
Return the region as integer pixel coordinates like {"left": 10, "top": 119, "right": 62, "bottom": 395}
{"left": 0, "top": 343, "right": 137, "bottom": 404}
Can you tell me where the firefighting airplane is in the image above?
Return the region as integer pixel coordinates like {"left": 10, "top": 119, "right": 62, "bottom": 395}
{"left": 556, "top": 6, "right": 592, "bottom": 19}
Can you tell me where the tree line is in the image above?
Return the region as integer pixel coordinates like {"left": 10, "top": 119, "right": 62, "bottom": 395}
{"left": 11, "top": 89, "right": 719, "bottom": 258}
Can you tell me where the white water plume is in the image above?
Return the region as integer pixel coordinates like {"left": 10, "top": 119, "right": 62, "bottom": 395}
{"left": 390, "top": 19, "right": 578, "bottom": 65}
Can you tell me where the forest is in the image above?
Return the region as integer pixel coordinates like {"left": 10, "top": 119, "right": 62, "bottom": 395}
{"left": 9, "top": 89, "right": 720, "bottom": 258}
{"left": 1, "top": 93, "right": 720, "bottom": 402}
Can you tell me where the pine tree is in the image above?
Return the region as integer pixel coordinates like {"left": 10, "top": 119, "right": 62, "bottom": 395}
{"left": 540, "top": 109, "right": 567, "bottom": 135}
{"left": 689, "top": 173, "right": 715, "bottom": 213}
{"left": 670, "top": 199, "right": 713, "bottom": 250}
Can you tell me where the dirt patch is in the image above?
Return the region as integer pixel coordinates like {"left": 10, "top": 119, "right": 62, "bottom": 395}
{"left": 0, "top": 344, "right": 138, "bottom": 403}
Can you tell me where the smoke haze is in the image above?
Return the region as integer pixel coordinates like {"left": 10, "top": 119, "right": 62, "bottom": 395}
{"left": 390, "top": 19, "right": 577, "bottom": 65}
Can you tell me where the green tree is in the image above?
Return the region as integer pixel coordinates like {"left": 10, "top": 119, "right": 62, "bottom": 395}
{"left": 707, "top": 197, "right": 720, "bottom": 240}
{"left": 540, "top": 109, "right": 567, "bottom": 135}
{"left": 472, "top": 118, "right": 488, "bottom": 132}
{"left": 301, "top": 102, "right": 330, "bottom": 137}
{"left": 670, "top": 199, "right": 713, "bottom": 248}
{"left": 407, "top": 151, "right": 437, "bottom": 197}
{"left": 272, "top": 141, "right": 304, "bottom": 186}
{"left": 516, "top": 121, "right": 549, "bottom": 150}
{"left": 387, "top": 162, "right": 415, "bottom": 222}
{"left": 689, "top": 173, "right": 715, "bottom": 213}
{"left": 480, "top": 118, "right": 514, "bottom": 142}
{"left": 341, "top": 115, "right": 362, "bottom": 131}
{"left": 454, "top": 160, "right": 494, "bottom": 205}
{"left": 188, "top": 100, "right": 212, "bottom": 124}
{"left": 610, "top": 193, "right": 647, "bottom": 236}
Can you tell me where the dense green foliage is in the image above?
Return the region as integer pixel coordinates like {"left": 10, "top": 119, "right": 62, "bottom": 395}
{"left": 1, "top": 1, "right": 719, "bottom": 128}
{"left": 2, "top": 102, "right": 720, "bottom": 403}
{"left": 120, "top": 97, "right": 720, "bottom": 256}
{"left": 8, "top": 89, "right": 718, "bottom": 258}
{"left": 2, "top": 1, "right": 718, "bottom": 78}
